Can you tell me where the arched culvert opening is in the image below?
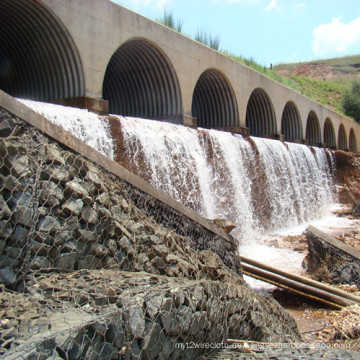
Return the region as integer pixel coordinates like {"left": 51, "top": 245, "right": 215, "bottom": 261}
{"left": 103, "top": 39, "right": 182, "bottom": 120}
{"left": 281, "top": 101, "right": 302, "bottom": 141}
{"left": 0, "top": 0, "right": 84, "bottom": 101}
{"left": 305, "top": 111, "right": 321, "bottom": 146}
{"left": 338, "top": 124, "right": 348, "bottom": 150}
{"left": 349, "top": 128, "right": 357, "bottom": 152}
{"left": 245, "top": 88, "right": 276, "bottom": 136}
{"left": 191, "top": 69, "right": 239, "bottom": 128}
{"left": 323, "top": 118, "right": 336, "bottom": 148}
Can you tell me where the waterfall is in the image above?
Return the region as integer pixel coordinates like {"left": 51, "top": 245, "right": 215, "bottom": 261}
{"left": 117, "top": 116, "right": 336, "bottom": 243}
{"left": 18, "top": 99, "right": 115, "bottom": 160}
{"left": 19, "top": 99, "right": 336, "bottom": 246}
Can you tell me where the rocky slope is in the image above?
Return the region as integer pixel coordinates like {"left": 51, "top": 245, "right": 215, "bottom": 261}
{"left": 0, "top": 107, "right": 303, "bottom": 359}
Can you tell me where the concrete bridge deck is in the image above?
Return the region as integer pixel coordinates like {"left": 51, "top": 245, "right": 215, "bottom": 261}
{"left": 0, "top": 0, "right": 359, "bottom": 151}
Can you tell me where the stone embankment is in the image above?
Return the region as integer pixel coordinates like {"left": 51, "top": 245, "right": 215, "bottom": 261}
{"left": 306, "top": 226, "right": 360, "bottom": 289}
{"left": 0, "top": 104, "right": 303, "bottom": 359}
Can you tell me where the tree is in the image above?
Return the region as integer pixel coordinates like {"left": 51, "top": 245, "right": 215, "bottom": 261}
{"left": 342, "top": 80, "right": 360, "bottom": 123}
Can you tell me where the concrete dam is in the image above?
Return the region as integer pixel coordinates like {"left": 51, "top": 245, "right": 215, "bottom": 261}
{"left": 0, "top": 0, "right": 359, "bottom": 152}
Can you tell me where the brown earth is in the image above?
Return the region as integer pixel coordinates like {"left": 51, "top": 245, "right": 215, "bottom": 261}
{"left": 276, "top": 63, "right": 341, "bottom": 80}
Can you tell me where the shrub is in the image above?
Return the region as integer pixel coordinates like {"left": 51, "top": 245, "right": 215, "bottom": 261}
{"left": 157, "top": 11, "right": 183, "bottom": 32}
{"left": 195, "top": 30, "right": 220, "bottom": 51}
{"left": 342, "top": 80, "right": 360, "bottom": 123}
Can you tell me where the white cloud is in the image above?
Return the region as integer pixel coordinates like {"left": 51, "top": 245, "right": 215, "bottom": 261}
{"left": 265, "top": 0, "right": 282, "bottom": 11}
{"left": 312, "top": 16, "right": 360, "bottom": 56}
{"left": 294, "top": 2, "right": 306, "bottom": 11}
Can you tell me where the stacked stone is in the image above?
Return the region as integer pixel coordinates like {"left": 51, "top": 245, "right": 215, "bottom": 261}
{"left": 306, "top": 228, "right": 360, "bottom": 289}
{"left": 2, "top": 270, "right": 301, "bottom": 359}
{"left": 0, "top": 107, "right": 301, "bottom": 359}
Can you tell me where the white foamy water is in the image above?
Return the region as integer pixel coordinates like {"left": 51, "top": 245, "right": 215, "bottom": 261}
{"left": 18, "top": 99, "right": 115, "bottom": 159}
{"left": 251, "top": 137, "right": 336, "bottom": 231}
{"left": 118, "top": 116, "right": 337, "bottom": 244}
{"left": 17, "top": 101, "right": 340, "bottom": 289}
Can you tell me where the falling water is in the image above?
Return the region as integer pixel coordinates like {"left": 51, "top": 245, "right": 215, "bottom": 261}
{"left": 117, "top": 116, "right": 336, "bottom": 243}
{"left": 19, "top": 100, "right": 336, "bottom": 247}
{"left": 18, "top": 99, "right": 115, "bottom": 159}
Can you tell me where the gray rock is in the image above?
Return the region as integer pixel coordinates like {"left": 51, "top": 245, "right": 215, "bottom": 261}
{"left": 45, "top": 166, "right": 71, "bottom": 183}
{"left": 2, "top": 174, "right": 26, "bottom": 192}
{"left": 37, "top": 215, "right": 62, "bottom": 233}
{"left": 45, "top": 145, "right": 65, "bottom": 165}
{"left": 39, "top": 181, "right": 64, "bottom": 207}
{"left": 77, "top": 255, "right": 102, "bottom": 270}
{"left": 93, "top": 203, "right": 111, "bottom": 218}
{"left": 228, "top": 313, "right": 242, "bottom": 334}
{"left": 0, "top": 220, "right": 12, "bottom": 239}
{"left": 106, "top": 323, "right": 124, "bottom": 349}
{"left": 0, "top": 194, "right": 11, "bottom": 219}
{"left": 145, "top": 295, "right": 163, "bottom": 319}
{"left": 98, "top": 342, "right": 118, "bottom": 359}
{"left": 0, "top": 239, "right": 5, "bottom": 256}
{"left": 30, "top": 256, "right": 52, "bottom": 270}
{"left": 128, "top": 304, "right": 145, "bottom": 338}
{"left": 0, "top": 266, "right": 16, "bottom": 285}
{"left": 90, "top": 243, "right": 110, "bottom": 258}
{"left": 77, "top": 228, "right": 100, "bottom": 243}
{"left": 53, "top": 230, "right": 73, "bottom": 246}
{"left": 85, "top": 171, "right": 103, "bottom": 190}
{"left": 81, "top": 206, "right": 99, "bottom": 224}
{"left": 176, "top": 305, "right": 192, "bottom": 333}
{"left": 65, "top": 178, "right": 90, "bottom": 198}
{"left": 118, "top": 235, "right": 134, "bottom": 254}
{"left": 0, "top": 255, "right": 17, "bottom": 268}
{"left": 61, "top": 198, "right": 84, "bottom": 216}
{"left": 143, "top": 321, "right": 167, "bottom": 360}
{"left": 96, "top": 192, "right": 111, "bottom": 208}
{"left": 125, "top": 221, "right": 146, "bottom": 235}
{"left": 6, "top": 154, "right": 31, "bottom": 177}
{"left": 30, "top": 240, "right": 51, "bottom": 256}
{"left": 105, "top": 239, "right": 117, "bottom": 255}
{"left": 5, "top": 246, "right": 21, "bottom": 259}
{"left": 8, "top": 192, "right": 34, "bottom": 227}
{"left": 189, "top": 311, "right": 206, "bottom": 335}
{"left": 0, "top": 118, "right": 13, "bottom": 137}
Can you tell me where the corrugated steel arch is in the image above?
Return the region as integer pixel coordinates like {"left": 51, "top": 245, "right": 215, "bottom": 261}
{"left": 0, "top": 0, "right": 84, "bottom": 100}
{"left": 305, "top": 111, "right": 321, "bottom": 145}
{"left": 323, "top": 118, "right": 336, "bottom": 148}
{"left": 191, "top": 69, "right": 239, "bottom": 128}
{"left": 246, "top": 88, "right": 276, "bottom": 136}
{"left": 102, "top": 38, "right": 182, "bottom": 119}
{"left": 349, "top": 128, "right": 357, "bottom": 152}
{"left": 338, "top": 124, "right": 348, "bottom": 150}
{"left": 281, "top": 101, "right": 302, "bottom": 140}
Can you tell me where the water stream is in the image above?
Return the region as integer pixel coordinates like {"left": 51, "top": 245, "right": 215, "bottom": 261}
{"left": 20, "top": 100, "right": 339, "bottom": 281}
{"left": 118, "top": 116, "right": 336, "bottom": 242}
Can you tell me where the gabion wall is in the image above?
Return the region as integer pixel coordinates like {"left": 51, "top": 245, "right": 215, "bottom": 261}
{"left": 0, "top": 107, "right": 301, "bottom": 359}
{"left": 306, "top": 227, "right": 360, "bottom": 289}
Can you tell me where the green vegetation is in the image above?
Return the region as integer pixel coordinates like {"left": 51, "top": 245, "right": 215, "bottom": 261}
{"left": 286, "top": 75, "right": 347, "bottom": 115}
{"left": 342, "top": 80, "right": 360, "bottom": 123}
{"left": 195, "top": 30, "right": 220, "bottom": 51}
{"left": 156, "top": 11, "right": 220, "bottom": 50}
{"left": 156, "top": 11, "right": 183, "bottom": 32}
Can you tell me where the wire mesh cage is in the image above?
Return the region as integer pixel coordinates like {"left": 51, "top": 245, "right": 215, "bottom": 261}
{"left": 5, "top": 106, "right": 357, "bottom": 360}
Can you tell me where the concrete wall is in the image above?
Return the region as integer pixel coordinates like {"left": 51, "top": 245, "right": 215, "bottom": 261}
{"left": 1, "top": 0, "right": 359, "bottom": 151}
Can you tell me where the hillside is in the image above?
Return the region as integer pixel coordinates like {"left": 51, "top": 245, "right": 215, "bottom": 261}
{"left": 271, "top": 55, "right": 360, "bottom": 115}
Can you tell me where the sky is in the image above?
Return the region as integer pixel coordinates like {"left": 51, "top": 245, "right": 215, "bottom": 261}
{"left": 111, "top": 0, "right": 360, "bottom": 66}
